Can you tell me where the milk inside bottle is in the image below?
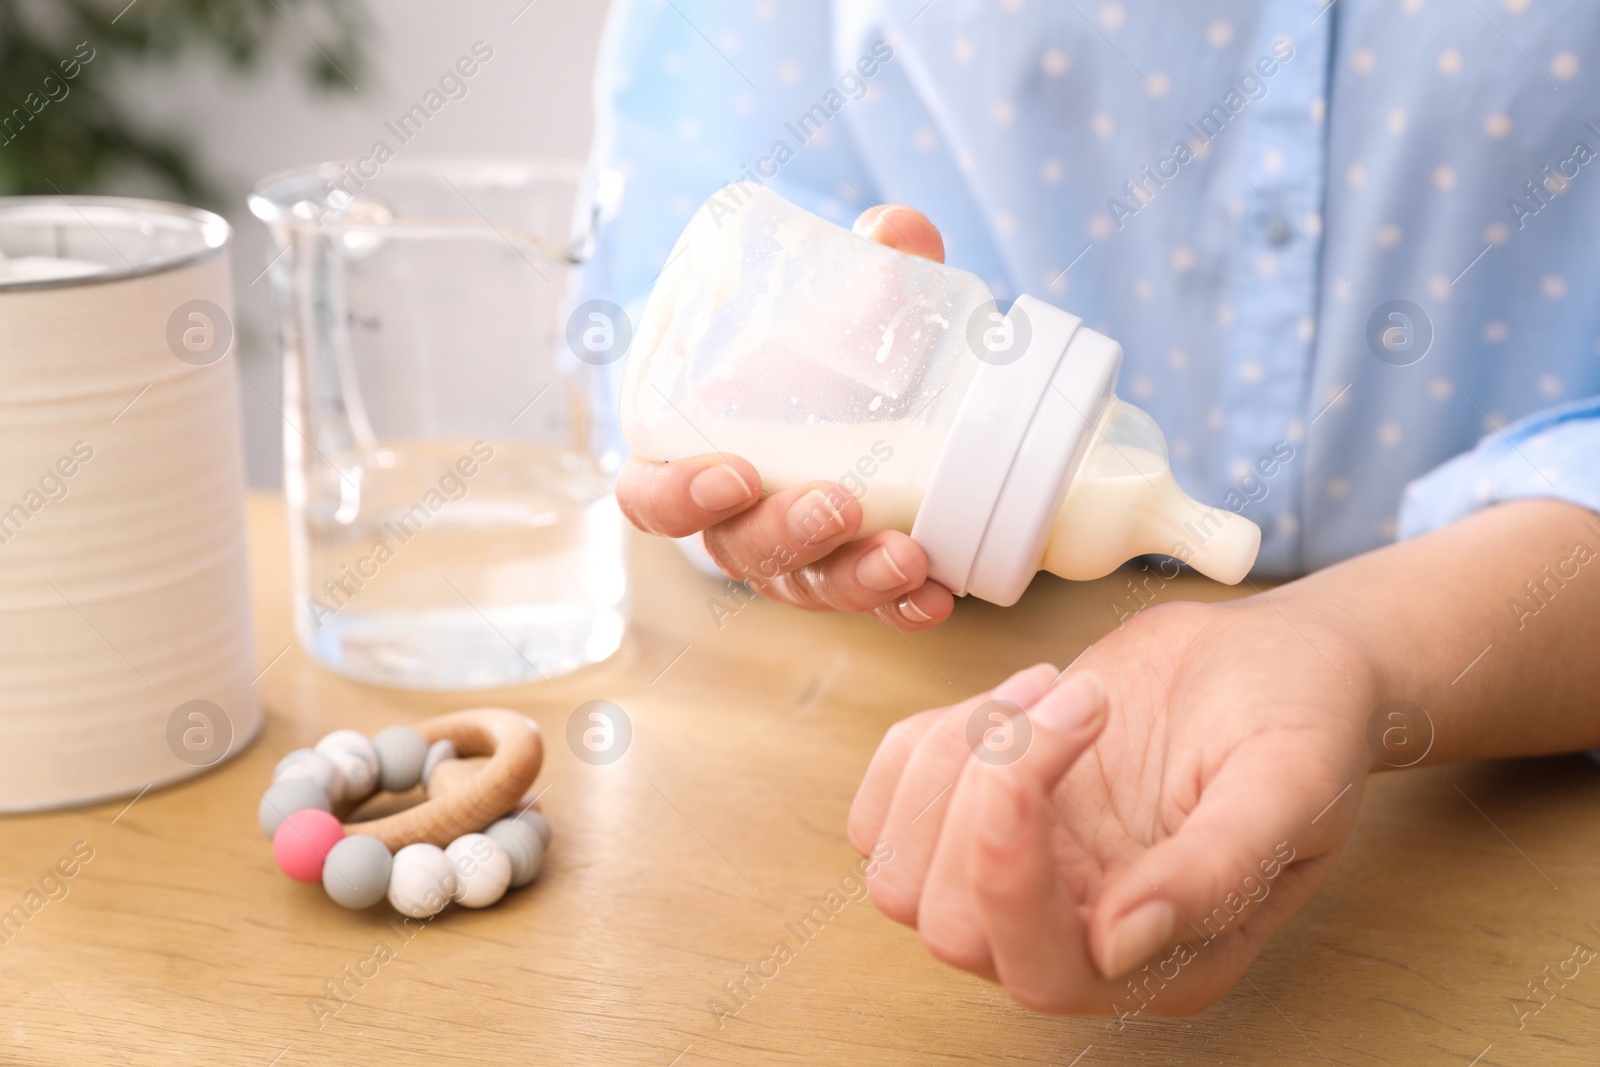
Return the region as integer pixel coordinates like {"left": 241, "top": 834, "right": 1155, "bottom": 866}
{"left": 621, "top": 183, "right": 1259, "bottom": 605}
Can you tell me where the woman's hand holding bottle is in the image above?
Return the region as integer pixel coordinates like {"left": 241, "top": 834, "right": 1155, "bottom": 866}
{"left": 613, "top": 204, "right": 954, "bottom": 629}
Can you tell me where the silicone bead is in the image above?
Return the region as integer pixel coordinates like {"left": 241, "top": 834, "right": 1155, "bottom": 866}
{"left": 273, "top": 749, "right": 340, "bottom": 800}
{"left": 322, "top": 835, "right": 393, "bottom": 910}
{"left": 523, "top": 808, "right": 552, "bottom": 850}
{"left": 315, "top": 730, "right": 380, "bottom": 804}
{"left": 445, "top": 833, "right": 512, "bottom": 908}
{"left": 372, "top": 726, "right": 428, "bottom": 793}
{"left": 421, "top": 739, "right": 456, "bottom": 786}
{"left": 486, "top": 816, "right": 546, "bottom": 888}
{"left": 273, "top": 748, "right": 310, "bottom": 779}
{"left": 272, "top": 809, "right": 345, "bottom": 883}
{"left": 258, "top": 777, "right": 332, "bottom": 837}
{"left": 502, "top": 800, "right": 552, "bottom": 848}
{"left": 388, "top": 843, "right": 458, "bottom": 918}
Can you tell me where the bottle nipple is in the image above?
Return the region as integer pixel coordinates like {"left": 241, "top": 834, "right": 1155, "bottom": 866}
{"left": 1040, "top": 399, "right": 1261, "bottom": 585}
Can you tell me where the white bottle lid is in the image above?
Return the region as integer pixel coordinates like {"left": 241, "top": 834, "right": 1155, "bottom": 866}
{"left": 910, "top": 295, "right": 1121, "bottom": 606}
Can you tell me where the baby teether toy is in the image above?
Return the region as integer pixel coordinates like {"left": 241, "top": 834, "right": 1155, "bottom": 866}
{"left": 258, "top": 708, "right": 551, "bottom": 916}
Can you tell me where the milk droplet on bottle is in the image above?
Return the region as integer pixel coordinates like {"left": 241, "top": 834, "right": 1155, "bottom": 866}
{"left": 621, "top": 183, "right": 1260, "bottom": 605}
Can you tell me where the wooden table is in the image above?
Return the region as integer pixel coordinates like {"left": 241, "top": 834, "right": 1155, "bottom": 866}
{"left": 1, "top": 494, "right": 1596, "bottom": 1065}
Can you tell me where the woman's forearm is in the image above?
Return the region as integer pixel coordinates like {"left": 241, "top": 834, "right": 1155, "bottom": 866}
{"left": 1276, "top": 498, "right": 1600, "bottom": 765}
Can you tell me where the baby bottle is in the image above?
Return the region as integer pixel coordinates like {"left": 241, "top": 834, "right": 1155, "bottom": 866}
{"left": 621, "top": 183, "right": 1260, "bottom": 606}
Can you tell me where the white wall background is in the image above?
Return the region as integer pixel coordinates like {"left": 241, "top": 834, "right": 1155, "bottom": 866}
{"left": 124, "top": 0, "right": 611, "bottom": 486}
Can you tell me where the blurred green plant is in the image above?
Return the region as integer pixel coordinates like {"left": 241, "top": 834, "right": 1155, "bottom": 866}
{"left": 0, "top": 0, "right": 366, "bottom": 204}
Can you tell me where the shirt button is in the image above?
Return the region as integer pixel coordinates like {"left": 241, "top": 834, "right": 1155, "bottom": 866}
{"left": 1265, "top": 216, "right": 1293, "bottom": 247}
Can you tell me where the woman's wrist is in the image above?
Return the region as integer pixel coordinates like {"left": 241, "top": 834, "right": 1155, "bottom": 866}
{"left": 1264, "top": 499, "right": 1600, "bottom": 765}
{"left": 1225, "top": 578, "right": 1387, "bottom": 753}
{"left": 1269, "top": 552, "right": 1417, "bottom": 717}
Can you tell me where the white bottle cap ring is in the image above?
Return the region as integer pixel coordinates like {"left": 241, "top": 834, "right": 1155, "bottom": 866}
{"left": 910, "top": 296, "right": 1123, "bottom": 605}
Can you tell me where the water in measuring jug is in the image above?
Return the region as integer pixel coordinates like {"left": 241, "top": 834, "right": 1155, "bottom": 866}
{"left": 294, "top": 439, "right": 626, "bottom": 689}
{"left": 253, "top": 157, "right": 628, "bottom": 690}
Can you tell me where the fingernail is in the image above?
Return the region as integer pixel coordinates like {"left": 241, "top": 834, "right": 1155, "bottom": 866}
{"left": 981, "top": 776, "right": 1026, "bottom": 845}
{"left": 852, "top": 206, "right": 894, "bottom": 236}
{"left": 990, "top": 663, "right": 1060, "bottom": 712}
{"left": 787, "top": 489, "right": 845, "bottom": 543}
{"left": 689, "top": 464, "right": 755, "bottom": 511}
{"left": 856, "top": 545, "right": 909, "bottom": 592}
{"left": 1099, "top": 899, "right": 1176, "bottom": 980}
{"left": 899, "top": 596, "right": 933, "bottom": 623}
{"left": 1030, "top": 673, "right": 1106, "bottom": 735}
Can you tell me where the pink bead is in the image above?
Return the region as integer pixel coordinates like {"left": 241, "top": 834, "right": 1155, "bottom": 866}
{"left": 272, "top": 809, "right": 345, "bottom": 883}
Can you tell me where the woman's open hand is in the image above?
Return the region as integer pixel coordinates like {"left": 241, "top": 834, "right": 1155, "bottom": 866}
{"left": 614, "top": 205, "right": 954, "bottom": 629}
{"left": 847, "top": 593, "right": 1379, "bottom": 1015}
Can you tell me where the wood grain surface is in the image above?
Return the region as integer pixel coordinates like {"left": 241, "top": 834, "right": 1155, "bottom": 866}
{"left": 0, "top": 494, "right": 1595, "bottom": 1065}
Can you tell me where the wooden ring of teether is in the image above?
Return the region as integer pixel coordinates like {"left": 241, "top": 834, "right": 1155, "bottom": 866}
{"left": 341, "top": 708, "right": 542, "bottom": 851}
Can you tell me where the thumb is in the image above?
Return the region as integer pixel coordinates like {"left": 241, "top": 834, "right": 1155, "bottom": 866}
{"left": 853, "top": 204, "right": 945, "bottom": 263}
{"left": 1088, "top": 746, "right": 1355, "bottom": 981}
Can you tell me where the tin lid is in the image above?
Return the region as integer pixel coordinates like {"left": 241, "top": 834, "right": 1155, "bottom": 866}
{"left": 0, "top": 196, "right": 229, "bottom": 292}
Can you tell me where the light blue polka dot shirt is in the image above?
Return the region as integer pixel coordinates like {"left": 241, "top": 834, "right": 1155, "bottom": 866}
{"left": 579, "top": 0, "right": 1600, "bottom": 578}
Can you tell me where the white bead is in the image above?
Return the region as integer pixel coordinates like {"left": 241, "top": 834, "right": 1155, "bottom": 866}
{"left": 421, "top": 739, "right": 456, "bottom": 786}
{"left": 273, "top": 749, "right": 340, "bottom": 800}
{"left": 316, "top": 730, "right": 379, "bottom": 804}
{"left": 372, "top": 726, "right": 428, "bottom": 792}
{"left": 486, "top": 816, "right": 545, "bottom": 888}
{"left": 445, "top": 833, "right": 512, "bottom": 908}
{"left": 387, "top": 843, "right": 458, "bottom": 918}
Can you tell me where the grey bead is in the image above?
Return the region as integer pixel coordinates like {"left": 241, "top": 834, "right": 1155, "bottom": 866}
{"left": 421, "top": 739, "right": 456, "bottom": 786}
{"left": 272, "top": 748, "right": 315, "bottom": 779}
{"left": 372, "top": 726, "right": 428, "bottom": 793}
{"left": 487, "top": 815, "right": 546, "bottom": 888}
{"left": 322, "top": 835, "right": 393, "bottom": 909}
{"left": 258, "top": 778, "right": 332, "bottom": 837}
{"left": 521, "top": 808, "right": 552, "bottom": 849}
